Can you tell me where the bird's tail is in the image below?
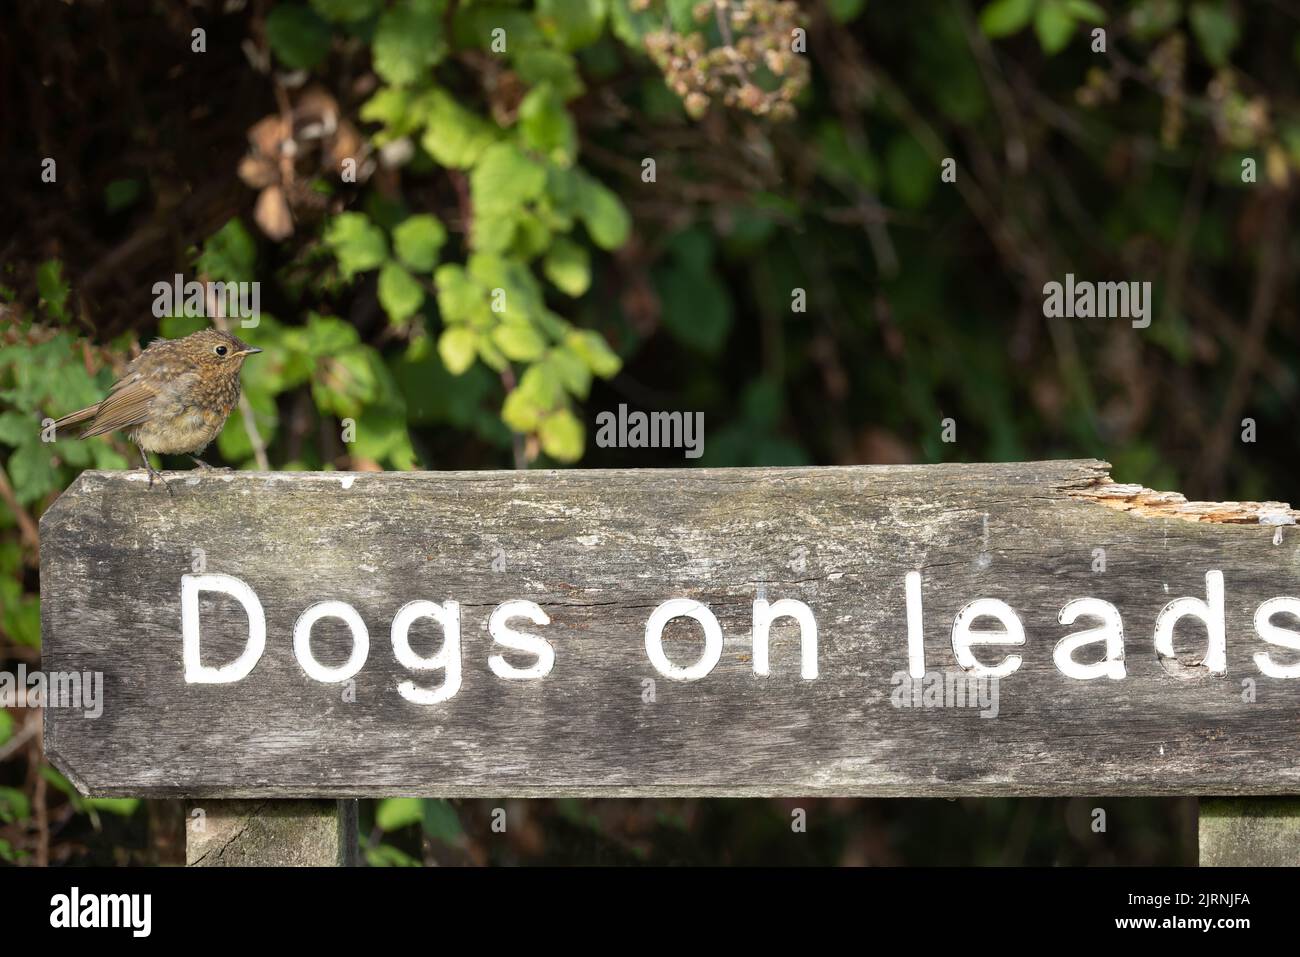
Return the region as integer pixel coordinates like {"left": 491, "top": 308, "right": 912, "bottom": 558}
{"left": 52, "top": 405, "right": 100, "bottom": 434}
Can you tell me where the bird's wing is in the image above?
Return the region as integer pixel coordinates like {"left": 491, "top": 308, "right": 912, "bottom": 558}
{"left": 78, "top": 372, "right": 160, "bottom": 438}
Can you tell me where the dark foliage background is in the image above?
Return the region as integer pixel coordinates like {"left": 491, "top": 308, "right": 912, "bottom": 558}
{"left": 1, "top": 0, "right": 1294, "bottom": 864}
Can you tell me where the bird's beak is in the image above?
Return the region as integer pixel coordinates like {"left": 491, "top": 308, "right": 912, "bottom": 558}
{"left": 235, "top": 347, "right": 263, "bottom": 357}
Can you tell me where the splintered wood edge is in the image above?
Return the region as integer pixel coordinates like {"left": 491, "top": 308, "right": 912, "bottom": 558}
{"left": 1067, "top": 470, "right": 1300, "bottom": 526}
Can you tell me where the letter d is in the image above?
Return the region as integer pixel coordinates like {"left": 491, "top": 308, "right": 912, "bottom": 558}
{"left": 182, "top": 573, "right": 266, "bottom": 683}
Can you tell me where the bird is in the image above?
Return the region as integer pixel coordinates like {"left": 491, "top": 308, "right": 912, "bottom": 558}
{"left": 53, "top": 328, "right": 262, "bottom": 494}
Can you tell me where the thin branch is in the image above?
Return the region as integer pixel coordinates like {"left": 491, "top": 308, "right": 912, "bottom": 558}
{"left": 500, "top": 366, "right": 527, "bottom": 470}
{"left": 208, "top": 301, "right": 271, "bottom": 470}
{"left": 1194, "top": 199, "right": 1290, "bottom": 494}
{"left": 714, "top": 1, "right": 734, "bottom": 48}
{"left": 0, "top": 715, "right": 39, "bottom": 763}
{"left": 0, "top": 465, "right": 40, "bottom": 557}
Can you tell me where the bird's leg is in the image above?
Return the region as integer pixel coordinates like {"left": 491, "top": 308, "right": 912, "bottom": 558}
{"left": 189, "top": 456, "right": 230, "bottom": 471}
{"left": 137, "top": 443, "right": 173, "bottom": 498}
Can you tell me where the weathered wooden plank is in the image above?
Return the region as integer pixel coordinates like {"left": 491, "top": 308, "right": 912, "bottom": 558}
{"left": 38, "top": 460, "right": 1300, "bottom": 797}
{"left": 185, "top": 799, "right": 358, "bottom": 866}
{"left": 1198, "top": 799, "right": 1300, "bottom": 866}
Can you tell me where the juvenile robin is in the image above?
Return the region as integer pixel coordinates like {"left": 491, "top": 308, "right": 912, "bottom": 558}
{"left": 53, "top": 328, "right": 262, "bottom": 493}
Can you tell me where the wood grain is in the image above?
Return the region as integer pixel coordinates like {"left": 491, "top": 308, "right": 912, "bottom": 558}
{"left": 39, "top": 460, "right": 1300, "bottom": 797}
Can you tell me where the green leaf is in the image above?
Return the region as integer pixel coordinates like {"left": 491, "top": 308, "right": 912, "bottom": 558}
{"left": 376, "top": 797, "right": 424, "bottom": 831}
{"left": 365, "top": 843, "right": 422, "bottom": 867}
{"left": 657, "top": 263, "right": 732, "bottom": 354}
{"left": 608, "top": 0, "right": 658, "bottom": 45}
{"left": 452, "top": 6, "right": 543, "bottom": 50}
{"left": 324, "top": 212, "right": 389, "bottom": 279}
{"left": 473, "top": 212, "right": 518, "bottom": 254}
{"left": 742, "top": 377, "right": 784, "bottom": 426}
{"left": 196, "top": 219, "right": 257, "bottom": 283}
{"left": 476, "top": 335, "right": 509, "bottom": 371}
{"left": 104, "top": 178, "right": 142, "bottom": 213}
{"left": 533, "top": 308, "right": 569, "bottom": 341}
{"left": 817, "top": 122, "right": 880, "bottom": 191}
{"left": 886, "top": 135, "right": 935, "bottom": 208}
{"left": 514, "top": 48, "right": 585, "bottom": 100}
{"left": 492, "top": 321, "right": 547, "bottom": 361}
{"left": 393, "top": 214, "right": 447, "bottom": 271}
{"left": 827, "top": 0, "right": 866, "bottom": 22}
{"left": 304, "top": 311, "right": 363, "bottom": 356}
{"left": 471, "top": 143, "right": 547, "bottom": 213}
{"left": 538, "top": 407, "right": 584, "bottom": 462}
{"left": 1063, "top": 0, "right": 1105, "bottom": 23}
{"left": 378, "top": 261, "right": 425, "bottom": 323}
{"left": 360, "top": 87, "right": 419, "bottom": 144}
{"left": 39, "top": 766, "right": 78, "bottom": 799}
{"left": 566, "top": 329, "right": 621, "bottom": 378}
{"left": 0, "top": 589, "right": 40, "bottom": 648}
{"left": 435, "top": 264, "right": 490, "bottom": 325}
{"left": 467, "top": 253, "right": 548, "bottom": 324}
{"left": 519, "top": 84, "right": 577, "bottom": 166}
{"left": 543, "top": 237, "right": 591, "bottom": 296}
{"left": 35, "top": 260, "right": 69, "bottom": 322}
{"left": 351, "top": 406, "right": 418, "bottom": 469}
{"left": 310, "top": 0, "right": 382, "bottom": 22}
{"left": 502, "top": 387, "right": 543, "bottom": 432}
{"left": 0, "top": 412, "right": 31, "bottom": 446}
{"left": 312, "top": 347, "right": 380, "bottom": 419}
{"left": 83, "top": 798, "right": 140, "bottom": 817}
{"left": 0, "top": 710, "right": 11, "bottom": 747}
{"left": 1190, "top": 2, "right": 1240, "bottom": 67}
{"left": 511, "top": 210, "right": 552, "bottom": 259}
{"left": 0, "top": 786, "right": 31, "bottom": 824}
{"left": 265, "top": 5, "right": 333, "bottom": 70}
{"left": 518, "top": 362, "right": 564, "bottom": 411}
{"left": 373, "top": 2, "right": 447, "bottom": 85}
{"left": 979, "top": 0, "right": 1036, "bottom": 37}
{"left": 665, "top": 0, "right": 695, "bottom": 32}
{"left": 438, "top": 327, "right": 479, "bottom": 375}
{"left": 421, "top": 799, "right": 463, "bottom": 843}
{"left": 1034, "top": 0, "right": 1075, "bottom": 54}
{"left": 7, "top": 445, "right": 58, "bottom": 505}
{"left": 575, "top": 172, "right": 630, "bottom": 250}
{"left": 537, "top": 0, "right": 607, "bottom": 51}
{"left": 548, "top": 346, "right": 592, "bottom": 398}
{"left": 1129, "top": 0, "right": 1181, "bottom": 39}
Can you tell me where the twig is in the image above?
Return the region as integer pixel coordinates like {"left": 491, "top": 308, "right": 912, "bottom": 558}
{"left": 0, "top": 715, "right": 39, "bottom": 763}
{"left": 954, "top": 0, "right": 1028, "bottom": 173}
{"left": 500, "top": 367, "right": 527, "bottom": 471}
{"left": 1195, "top": 199, "right": 1289, "bottom": 494}
{"left": 714, "top": 1, "right": 734, "bottom": 48}
{"left": 806, "top": 12, "right": 898, "bottom": 275}
{"left": 0, "top": 465, "right": 40, "bottom": 557}
{"left": 208, "top": 305, "right": 272, "bottom": 470}
{"left": 32, "top": 735, "right": 49, "bottom": 868}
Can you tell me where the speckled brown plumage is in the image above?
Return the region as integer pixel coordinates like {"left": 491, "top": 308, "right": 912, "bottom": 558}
{"left": 54, "top": 329, "right": 262, "bottom": 492}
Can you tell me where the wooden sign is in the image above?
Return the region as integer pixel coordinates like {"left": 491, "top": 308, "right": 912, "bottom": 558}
{"left": 39, "top": 460, "right": 1300, "bottom": 798}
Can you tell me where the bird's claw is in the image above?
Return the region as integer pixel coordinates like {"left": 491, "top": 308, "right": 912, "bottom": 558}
{"left": 190, "top": 457, "right": 230, "bottom": 472}
{"left": 143, "top": 466, "right": 174, "bottom": 498}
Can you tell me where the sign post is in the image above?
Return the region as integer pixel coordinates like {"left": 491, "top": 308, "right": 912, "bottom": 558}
{"left": 38, "top": 460, "right": 1300, "bottom": 863}
{"left": 1199, "top": 799, "right": 1300, "bottom": 866}
{"left": 185, "top": 799, "right": 358, "bottom": 867}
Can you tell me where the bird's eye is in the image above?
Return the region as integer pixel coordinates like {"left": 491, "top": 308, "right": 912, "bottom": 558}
{"left": 215, "top": 345, "right": 228, "bottom": 356}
